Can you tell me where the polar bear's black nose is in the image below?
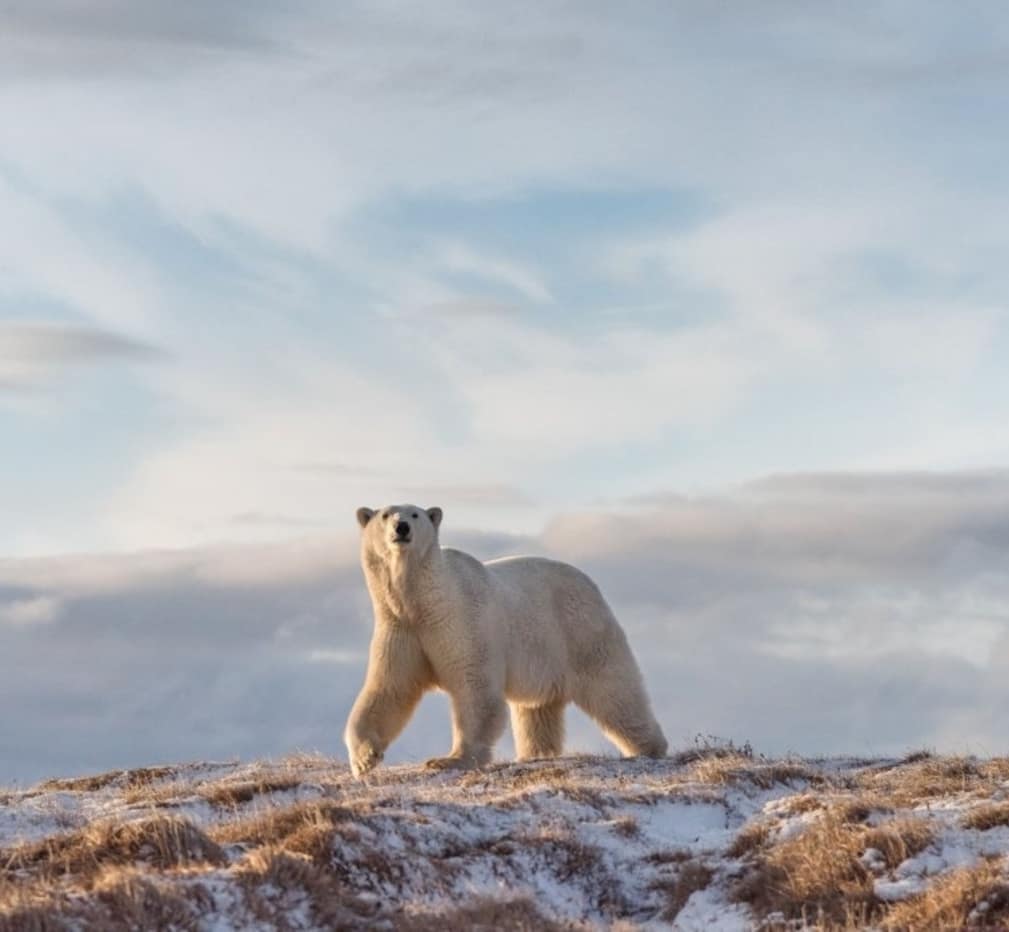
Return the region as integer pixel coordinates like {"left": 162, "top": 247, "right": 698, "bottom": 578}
{"left": 395, "top": 520, "right": 411, "bottom": 538}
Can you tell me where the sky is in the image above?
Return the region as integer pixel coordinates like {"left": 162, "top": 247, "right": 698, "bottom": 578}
{"left": 2, "top": 2, "right": 1009, "bottom": 782}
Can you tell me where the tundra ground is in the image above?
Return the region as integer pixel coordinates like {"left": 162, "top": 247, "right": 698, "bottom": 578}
{"left": 3, "top": 746, "right": 1009, "bottom": 930}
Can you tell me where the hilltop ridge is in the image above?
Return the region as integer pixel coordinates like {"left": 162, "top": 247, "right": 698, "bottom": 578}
{"left": 3, "top": 747, "right": 1009, "bottom": 930}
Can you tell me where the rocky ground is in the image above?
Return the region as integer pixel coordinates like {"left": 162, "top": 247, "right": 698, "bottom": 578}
{"left": 3, "top": 746, "right": 1009, "bottom": 930}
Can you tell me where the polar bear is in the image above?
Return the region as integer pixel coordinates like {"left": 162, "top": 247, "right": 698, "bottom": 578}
{"left": 344, "top": 504, "right": 667, "bottom": 777}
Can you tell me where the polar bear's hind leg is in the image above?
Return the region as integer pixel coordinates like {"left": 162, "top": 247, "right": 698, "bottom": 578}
{"left": 575, "top": 672, "right": 667, "bottom": 759}
{"left": 511, "top": 700, "right": 566, "bottom": 760}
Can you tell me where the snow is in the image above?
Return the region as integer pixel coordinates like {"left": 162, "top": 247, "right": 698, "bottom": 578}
{"left": 673, "top": 885, "right": 753, "bottom": 931}
{"left": 630, "top": 798, "right": 732, "bottom": 850}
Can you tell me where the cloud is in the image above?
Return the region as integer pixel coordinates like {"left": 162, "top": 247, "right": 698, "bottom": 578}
{"left": 0, "top": 1, "right": 287, "bottom": 79}
{"left": 437, "top": 242, "right": 552, "bottom": 304}
{"left": 2, "top": 469, "right": 1008, "bottom": 783}
{"left": 396, "top": 311, "right": 768, "bottom": 463}
{"left": 0, "top": 323, "right": 160, "bottom": 362}
{"left": 566, "top": 469, "right": 1009, "bottom": 589}
{"left": 84, "top": 305, "right": 771, "bottom": 550}
{"left": 0, "top": 595, "right": 62, "bottom": 627}
{"left": 3, "top": 3, "right": 1009, "bottom": 558}
{"left": 416, "top": 297, "right": 519, "bottom": 318}
{"left": 229, "top": 512, "right": 328, "bottom": 530}
{"left": 395, "top": 483, "right": 534, "bottom": 508}
{"left": 0, "top": 322, "right": 162, "bottom": 391}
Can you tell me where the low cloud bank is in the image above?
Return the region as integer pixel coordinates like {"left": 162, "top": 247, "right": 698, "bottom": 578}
{"left": 2, "top": 471, "right": 1008, "bottom": 783}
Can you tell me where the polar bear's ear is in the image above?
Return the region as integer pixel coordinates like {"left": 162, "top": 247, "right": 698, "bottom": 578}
{"left": 427, "top": 507, "right": 443, "bottom": 529}
{"left": 356, "top": 507, "right": 376, "bottom": 529}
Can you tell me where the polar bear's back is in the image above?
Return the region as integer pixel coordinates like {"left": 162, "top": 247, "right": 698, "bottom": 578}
{"left": 477, "top": 554, "right": 629, "bottom": 675}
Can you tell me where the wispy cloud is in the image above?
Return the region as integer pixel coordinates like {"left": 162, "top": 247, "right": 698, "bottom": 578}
{"left": 437, "top": 242, "right": 552, "bottom": 304}
{"left": 2, "top": 4, "right": 1009, "bottom": 568}
{"left": 395, "top": 483, "right": 534, "bottom": 508}
{"left": 0, "top": 595, "right": 62, "bottom": 627}
{"left": 0, "top": 1, "right": 286, "bottom": 78}
{"left": 0, "top": 322, "right": 162, "bottom": 390}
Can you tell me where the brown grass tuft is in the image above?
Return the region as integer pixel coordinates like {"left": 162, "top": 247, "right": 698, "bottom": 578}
{"left": 3, "top": 817, "right": 225, "bottom": 885}
{"left": 733, "top": 809, "right": 934, "bottom": 924}
{"left": 397, "top": 896, "right": 571, "bottom": 931}
{"left": 522, "top": 831, "right": 604, "bottom": 885}
{"left": 0, "top": 870, "right": 215, "bottom": 932}
{"left": 84, "top": 870, "right": 215, "bottom": 931}
{"left": 776, "top": 794, "right": 827, "bottom": 817}
{"left": 727, "top": 820, "right": 773, "bottom": 859}
{"left": 208, "top": 800, "right": 354, "bottom": 859}
{"left": 199, "top": 775, "right": 303, "bottom": 808}
{"left": 881, "top": 859, "right": 1009, "bottom": 930}
{"left": 963, "top": 801, "right": 1009, "bottom": 832}
{"left": 235, "top": 847, "right": 379, "bottom": 929}
{"left": 855, "top": 755, "right": 994, "bottom": 805}
{"left": 645, "top": 849, "right": 693, "bottom": 865}
{"left": 832, "top": 794, "right": 895, "bottom": 824}
{"left": 610, "top": 816, "right": 639, "bottom": 838}
{"left": 979, "top": 758, "right": 1009, "bottom": 782}
{"left": 495, "top": 766, "right": 572, "bottom": 790}
{"left": 651, "top": 861, "right": 713, "bottom": 922}
{"left": 36, "top": 766, "right": 176, "bottom": 794}
{"left": 672, "top": 735, "right": 754, "bottom": 765}
{"left": 689, "top": 755, "right": 824, "bottom": 790}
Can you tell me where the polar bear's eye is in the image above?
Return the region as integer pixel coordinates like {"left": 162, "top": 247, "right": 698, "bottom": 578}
{"left": 412, "top": 512, "right": 418, "bottom": 519}
{"left": 382, "top": 512, "right": 390, "bottom": 520}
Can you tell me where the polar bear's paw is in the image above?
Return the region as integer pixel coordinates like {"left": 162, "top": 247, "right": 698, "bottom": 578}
{"left": 423, "top": 755, "right": 479, "bottom": 772}
{"left": 349, "top": 742, "right": 383, "bottom": 779}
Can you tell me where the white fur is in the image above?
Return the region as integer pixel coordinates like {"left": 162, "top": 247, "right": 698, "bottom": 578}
{"left": 344, "top": 504, "right": 667, "bottom": 777}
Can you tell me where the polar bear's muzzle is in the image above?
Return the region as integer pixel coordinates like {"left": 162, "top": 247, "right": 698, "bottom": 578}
{"left": 392, "top": 520, "right": 412, "bottom": 544}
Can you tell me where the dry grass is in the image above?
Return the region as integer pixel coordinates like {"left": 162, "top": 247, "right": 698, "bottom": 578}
{"left": 0, "top": 870, "right": 215, "bottom": 932}
{"left": 234, "top": 847, "right": 380, "bottom": 929}
{"left": 881, "top": 859, "right": 1009, "bottom": 930}
{"left": 645, "top": 848, "right": 693, "bottom": 865}
{"left": 726, "top": 819, "right": 773, "bottom": 859}
{"left": 963, "top": 801, "right": 1009, "bottom": 832}
{"left": 397, "top": 896, "right": 574, "bottom": 931}
{"left": 199, "top": 775, "right": 303, "bottom": 807}
{"left": 3, "top": 817, "right": 225, "bottom": 884}
{"left": 671, "top": 735, "right": 755, "bottom": 765}
{"left": 733, "top": 808, "right": 934, "bottom": 925}
{"left": 689, "top": 754, "right": 824, "bottom": 790}
{"left": 610, "top": 815, "right": 639, "bottom": 838}
{"left": 37, "top": 765, "right": 177, "bottom": 794}
{"left": 208, "top": 799, "right": 355, "bottom": 858}
{"left": 6, "top": 752, "right": 1009, "bottom": 930}
{"left": 776, "top": 793, "right": 827, "bottom": 817}
{"left": 522, "top": 829, "right": 605, "bottom": 885}
{"left": 855, "top": 755, "right": 1009, "bottom": 806}
{"left": 481, "top": 765, "right": 573, "bottom": 790}
{"left": 651, "top": 861, "right": 713, "bottom": 922}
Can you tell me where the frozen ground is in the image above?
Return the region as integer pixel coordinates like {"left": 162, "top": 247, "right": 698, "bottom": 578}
{"left": 2, "top": 748, "right": 1009, "bottom": 929}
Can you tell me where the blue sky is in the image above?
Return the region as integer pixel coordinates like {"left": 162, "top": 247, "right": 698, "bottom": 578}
{"left": 2, "top": 2, "right": 1009, "bottom": 779}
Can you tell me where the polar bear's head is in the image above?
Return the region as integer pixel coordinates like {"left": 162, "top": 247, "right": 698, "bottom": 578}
{"left": 356, "top": 503, "right": 443, "bottom": 561}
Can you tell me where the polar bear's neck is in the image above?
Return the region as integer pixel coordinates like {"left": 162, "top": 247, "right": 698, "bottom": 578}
{"left": 365, "top": 547, "right": 451, "bottom": 627}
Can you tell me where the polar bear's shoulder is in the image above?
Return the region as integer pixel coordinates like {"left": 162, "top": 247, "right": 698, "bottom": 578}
{"left": 441, "top": 547, "right": 490, "bottom": 579}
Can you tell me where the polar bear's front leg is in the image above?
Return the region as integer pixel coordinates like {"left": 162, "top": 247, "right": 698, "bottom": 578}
{"left": 345, "top": 688, "right": 406, "bottom": 778}
{"left": 345, "top": 625, "right": 429, "bottom": 778}
{"left": 425, "top": 686, "right": 507, "bottom": 771}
